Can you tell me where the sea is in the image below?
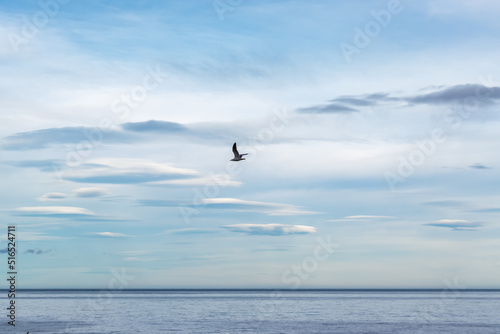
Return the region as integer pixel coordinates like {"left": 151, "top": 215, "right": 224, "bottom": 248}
{"left": 1, "top": 290, "right": 499, "bottom": 333}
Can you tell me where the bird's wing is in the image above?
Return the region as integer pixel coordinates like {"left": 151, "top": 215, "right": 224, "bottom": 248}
{"left": 232, "top": 142, "right": 240, "bottom": 158}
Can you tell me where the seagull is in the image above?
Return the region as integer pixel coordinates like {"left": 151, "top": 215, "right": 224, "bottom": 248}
{"left": 230, "top": 142, "right": 248, "bottom": 161}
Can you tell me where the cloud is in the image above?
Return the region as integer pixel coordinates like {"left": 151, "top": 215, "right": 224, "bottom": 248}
{"left": 1, "top": 120, "right": 233, "bottom": 151}
{"left": 136, "top": 199, "right": 182, "bottom": 207}
{"left": 344, "top": 215, "right": 395, "bottom": 219}
{"left": 329, "top": 93, "right": 391, "bottom": 106}
{"left": 121, "top": 120, "right": 187, "bottom": 132}
{"left": 162, "top": 228, "right": 218, "bottom": 235}
{"left": 0, "top": 232, "right": 61, "bottom": 241}
{"left": 424, "top": 219, "right": 482, "bottom": 231}
{"left": 87, "top": 232, "right": 128, "bottom": 238}
{"left": 223, "top": 224, "right": 317, "bottom": 236}
{"left": 299, "top": 84, "right": 500, "bottom": 117}
{"left": 73, "top": 187, "right": 110, "bottom": 198}
{"left": 296, "top": 103, "right": 358, "bottom": 114}
{"left": 407, "top": 84, "right": 500, "bottom": 105}
{"left": 422, "top": 200, "right": 468, "bottom": 207}
{"left": 24, "top": 249, "right": 52, "bottom": 255}
{"left": 201, "top": 198, "right": 320, "bottom": 216}
{"left": 38, "top": 192, "right": 68, "bottom": 201}
{"left": 469, "top": 163, "right": 491, "bottom": 170}
{"left": 2, "top": 126, "right": 127, "bottom": 150}
{"left": 4, "top": 160, "right": 63, "bottom": 172}
{"left": 13, "top": 206, "right": 95, "bottom": 217}
{"left": 472, "top": 207, "right": 500, "bottom": 213}
{"left": 149, "top": 175, "right": 242, "bottom": 187}
{"left": 327, "top": 215, "right": 396, "bottom": 222}
{"left": 63, "top": 158, "right": 197, "bottom": 184}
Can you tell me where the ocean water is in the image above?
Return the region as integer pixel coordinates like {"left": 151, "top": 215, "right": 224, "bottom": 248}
{"left": 1, "top": 290, "right": 499, "bottom": 333}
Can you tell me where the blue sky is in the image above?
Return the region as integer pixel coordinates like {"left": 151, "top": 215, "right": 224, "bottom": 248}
{"left": 1, "top": 0, "right": 500, "bottom": 288}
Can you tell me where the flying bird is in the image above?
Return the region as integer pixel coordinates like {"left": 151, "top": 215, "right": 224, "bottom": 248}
{"left": 230, "top": 142, "right": 248, "bottom": 161}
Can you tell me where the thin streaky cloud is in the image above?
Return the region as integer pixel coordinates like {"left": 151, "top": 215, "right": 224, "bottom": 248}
{"left": 38, "top": 192, "right": 68, "bottom": 201}
{"left": 223, "top": 224, "right": 317, "bottom": 236}
{"left": 201, "top": 198, "right": 320, "bottom": 216}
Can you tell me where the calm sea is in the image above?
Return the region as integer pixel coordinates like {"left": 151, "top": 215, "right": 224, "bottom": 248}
{"left": 1, "top": 290, "right": 499, "bottom": 333}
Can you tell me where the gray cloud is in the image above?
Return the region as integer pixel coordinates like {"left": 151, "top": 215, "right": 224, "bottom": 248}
{"left": 424, "top": 219, "right": 482, "bottom": 231}
{"left": 73, "top": 187, "right": 110, "bottom": 198}
{"left": 422, "top": 200, "right": 468, "bottom": 207}
{"left": 329, "top": 93, "right": 391, "bottom": 106}
{"left": 407, "top": 84, "right": 500, "bottom": 105}
{"left": 469, "top": 163, "right": 491, "bottom": 170}
{"left": 136, "top": 199, "right": 183, "bottom": 207}
{"left": 38, "top": 192, "right": 68, "bottom": 201}
{"left": 4, "top": 160, "right": 63, "bottom": 172}
{"left": 1, "top": 120, "right": 233, "bottom": 152}
{"left": 24, "top": 249, "right": 52, "bottom": 255}
{"left": 297, "top": 103, "right": 358, "bottom": 114}
{"left": 472, "top": 207, "right": 500, "bottom": 213}
{"left": 163, "top": 228, "right": 218, "bottom": 235}
{"left": 2, "top": 126, "right": 128, "bottom": 150}
{"left": 299, "top": 84, "right": 500, "bottom": 117}
{"left": 121, "top": 120, "right": 187, "bottom": 132}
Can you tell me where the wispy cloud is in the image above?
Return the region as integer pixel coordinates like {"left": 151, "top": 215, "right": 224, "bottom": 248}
{"left": 14, "top": 206, "right": 95, "bottom": 216}
{"left": 422, "top": 200, "right": 468, "bottom": 207}
{"left": 86, "top": 232, "right": 129, "bottom": 238}
{"left": 201, "top": 198, "right": 320, "bottom": 216}
{"left": 162, "top": 228, "right": 218, "bottom": 235}
{"left": 327, "top": 215, "right": 396, "bottom": 222}
{"left": 73, "top": 187, "right": 110, "bottom": 198}
{"left": 38, "top": 192, "right": 68, "bottom": 201}
{"left": 2, "top": 126, "right": 127, "bottom": 150}
{"left": 299, "top": 84, "right": 500, "bottom": 117}
{"left": 469, "top": 163, "right": 491, "bottom": 170}
{"left": 24, "top": 249, "right": 52, "bottom": 255}
{"left": 424, "top": 219, "right": 482, "bottom": 231}
{"left": 63, "top": 158, "right": 197, "bottom": 184}
{"left": 223, "top": 224, "right": 317, "bottom": 236}
{"left": 0, "top": 232, "right": 62, "bottom": 241}
{"left": 296, "top": 103, "right": 358, "bottom": 114}
{"left": 121, "top": 120, "right": 187, "bottom": 133}
{"left": 407, "top": 84, "right": 500, "bottom": 105}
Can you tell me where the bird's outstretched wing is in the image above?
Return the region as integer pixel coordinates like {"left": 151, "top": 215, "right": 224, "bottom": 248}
{"left": 232, "top": 142, "right": 240, "bottom": 158}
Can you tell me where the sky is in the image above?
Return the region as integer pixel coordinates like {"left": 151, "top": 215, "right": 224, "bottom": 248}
{"left": 1, "top": 0, "right": 500, "bottom": 289}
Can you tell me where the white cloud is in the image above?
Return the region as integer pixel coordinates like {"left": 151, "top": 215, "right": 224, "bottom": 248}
{"left": 87, "top": 232, "right": 128, "bottom": 238}
{"left": 73, "top": 187, "right": 110, "bottom": 198}
{"left": 202, "top": 198, "right": 320, "bottom": 216}
{"left": 15, "top": 206, "right": 95, "bottom": 216}
{"left": 38, "top": 192, "right": 68, "bottom": 201}
{"left": 223, "top": 223, "right": 317, "bottom": 236}
{"left": 63, "top": 158, "right": 198, "bottom": 184}
{"left": 327, "top": 215, "right": 396, "bottom": 222}
{"left": 0, "top": 231, "right": 62, "bottom": 241}
{"left": 152, "top": 176, "right": 242, "bottom": 187}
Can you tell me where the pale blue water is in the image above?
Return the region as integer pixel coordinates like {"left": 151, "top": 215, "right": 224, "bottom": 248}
{"left": 1, "top": 290, "right": 499, "bottom": 333}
